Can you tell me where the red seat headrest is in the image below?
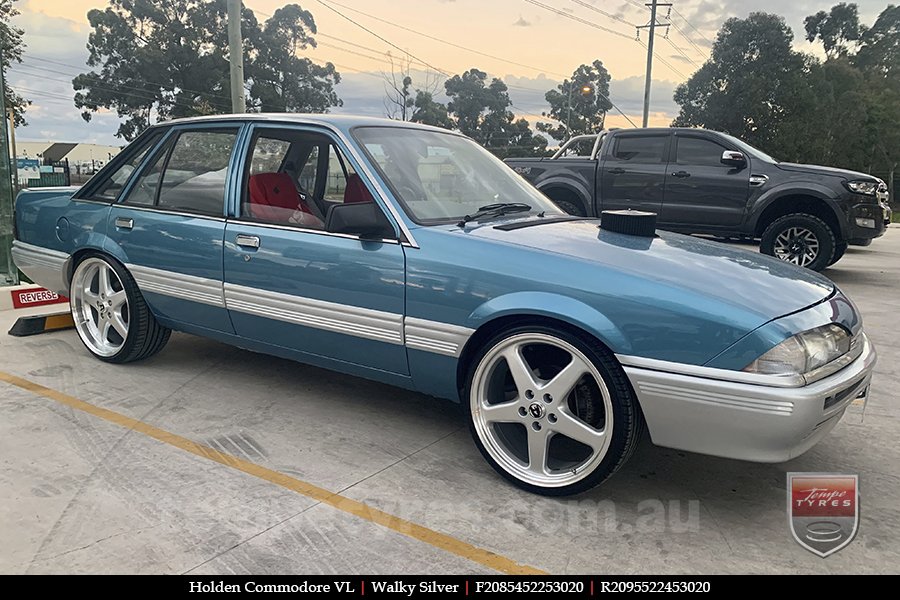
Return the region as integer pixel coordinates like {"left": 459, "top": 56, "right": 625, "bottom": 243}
{"left": 344, "top": 173, "right": 375, "bottom": 204}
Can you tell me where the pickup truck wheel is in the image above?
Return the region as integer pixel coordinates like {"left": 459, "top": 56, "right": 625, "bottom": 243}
{"left": 70, "top": 254, "right": 171, "bottom": 363}
{"left": 552, "top": 198, "right": 585, "bottom": 217}
{"left": 829, "top": 241, "right": 848, "bottom": 266}
{"left": 465, "top": 325, "right": 642, "bottom": 496}
{"left": 759, "top": 214, "right": 836, "bottom": 272}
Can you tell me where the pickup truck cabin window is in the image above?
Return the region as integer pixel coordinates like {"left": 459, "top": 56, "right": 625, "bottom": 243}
{"left": 675, "top": 136, "right": 730, "bottom": 167}
{"left": 612, "top": 135, "right": 667, "bottom": 162}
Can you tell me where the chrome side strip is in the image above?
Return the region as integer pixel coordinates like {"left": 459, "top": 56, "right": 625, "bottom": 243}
{"left": 615, "top": 353, "right": 805, "bottom": 388}
{"left": 127, "top": 264, "right": 225, "bottom": 307}
{"left": 404, "top": 317, "right": 474, "bottom": 357}
{"left": 224, "top": 282, "right": 404, "bottom": 345}
{"left": 630, "top": 379, "right": 795, "bottom": 416}
{"left": 10, "top": 240, "right": 71, "bottom": 295}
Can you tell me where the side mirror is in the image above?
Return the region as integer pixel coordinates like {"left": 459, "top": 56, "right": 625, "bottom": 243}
{"left": 721, "top": 150, "right": 746, "bottom": 166}
{"left": 325, "top": 202, "right": 397, "bottom": 240}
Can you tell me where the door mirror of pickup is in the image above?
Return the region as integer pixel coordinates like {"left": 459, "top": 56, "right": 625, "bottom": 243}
{"left": 721, "top": 151, "right": 747, "bottom": 167}
{"left": 325, "top": 202, "right": 397, "bottom": 240}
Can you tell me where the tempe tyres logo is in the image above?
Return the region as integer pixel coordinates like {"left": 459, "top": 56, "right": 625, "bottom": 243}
{"left": 788, "top": 473, "right": 859, "bottom": 557}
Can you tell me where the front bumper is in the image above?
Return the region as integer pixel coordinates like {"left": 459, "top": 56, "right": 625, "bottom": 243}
{"left": 621, "top": 334, "right": 876, "bottom": 462}
{"left": 847, "top": 199, "right": 889, "bottom": 242}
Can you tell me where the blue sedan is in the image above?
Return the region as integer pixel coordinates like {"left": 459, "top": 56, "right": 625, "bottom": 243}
{"left": 12, "top": 115, "right": 876, "bottom": 495}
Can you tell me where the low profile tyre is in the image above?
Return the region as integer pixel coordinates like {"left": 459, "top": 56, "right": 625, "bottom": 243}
{"left": 759, "top": 213, "right": 836, "bottom": 272}
{"left": 465, "top": 325, "right": 643, "bottom": 496}
{"left": 829, "top": 241, "right": 848, "bottom": 266}
{"left": 70, "top": 254, "right": 171, "bottom": 363}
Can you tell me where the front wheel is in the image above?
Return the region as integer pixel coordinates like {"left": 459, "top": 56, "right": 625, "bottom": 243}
{"left": 759, "top": 213, "right": 836, "bottom": 272}
{"left": 70, "top": 254, "right": 171, "bottom": 363}
{"left": 464, "top": 325, "right": 643, "bottom": 496}
{"left": 829, "top": 241, "right": 848, "bottom": 266}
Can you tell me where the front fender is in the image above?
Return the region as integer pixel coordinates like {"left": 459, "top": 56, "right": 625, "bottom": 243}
{"left": 750, "top": 183, "right": 846, "bottom": 236}
{"left": 465, "top": 291, "right": 630, "bottom": 354}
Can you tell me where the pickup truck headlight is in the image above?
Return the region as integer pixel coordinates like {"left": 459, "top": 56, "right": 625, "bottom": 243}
{"left": 844, "top": 180, "right": 879, "bottom": 196}
{"left": 743, "top": 324, "right": 851, "bottom": 376}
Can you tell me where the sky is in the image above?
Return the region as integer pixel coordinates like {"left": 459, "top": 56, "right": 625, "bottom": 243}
{"left": 8, "top": 0, "right": 893, "bottom": 146}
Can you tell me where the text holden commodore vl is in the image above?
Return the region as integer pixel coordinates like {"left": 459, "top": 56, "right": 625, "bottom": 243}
{"left": 12, "top": 115, "right": 876, "bottom": 495}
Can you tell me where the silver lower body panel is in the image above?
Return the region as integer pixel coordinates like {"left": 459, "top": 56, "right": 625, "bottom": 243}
{"left": 624, "top": 335, "right": 876, "bottom": 462}
{"left": 11, "top": 240, "right": 71, "bottom": 296}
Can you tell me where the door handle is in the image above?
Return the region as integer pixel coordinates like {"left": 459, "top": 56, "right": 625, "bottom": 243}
{"left": 607, "top": 167, "right": 626, "bottom": 175}
{"left": 671, "top": 171, "right": 691, "bottom": 178}
{"left": 235, "top": 234, "right": 260, "bottom": 249}
{"left": 115, "top": 217, "right": 134, "bottom": 230}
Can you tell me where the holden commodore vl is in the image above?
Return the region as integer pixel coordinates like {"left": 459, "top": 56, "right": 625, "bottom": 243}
{"left": 12, "top": 115, "right": 876, "bottom": 495}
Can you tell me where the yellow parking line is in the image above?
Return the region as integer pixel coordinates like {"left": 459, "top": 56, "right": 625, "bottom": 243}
{"left": 0, "top": 370, "right": 545, "bottom": 575}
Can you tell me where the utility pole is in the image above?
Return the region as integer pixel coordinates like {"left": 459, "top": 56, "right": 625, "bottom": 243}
{"left": 227, "top": 0, "right": 246, "bottom": 113}
{"left": 637, "top": 1, "right": 671, "bottom": 128}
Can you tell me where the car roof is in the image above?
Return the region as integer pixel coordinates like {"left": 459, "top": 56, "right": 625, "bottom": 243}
{"left": 161, "top": 113, "right": 456, "bottom": 136}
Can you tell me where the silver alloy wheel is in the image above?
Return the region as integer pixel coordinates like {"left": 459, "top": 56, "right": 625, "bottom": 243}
{"left": 71, "top": 258, "right": 130, "bottom": 357}
{"left": 773, "top": 227, "right": 820, "bottom": 267}
{"left": 470, "top": 333, "right": 614, "bottom": 488}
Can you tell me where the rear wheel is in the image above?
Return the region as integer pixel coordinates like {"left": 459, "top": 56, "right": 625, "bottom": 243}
{"left": 465, "top": 325, "right": 642, "bottom": 496}
{"left": 70, "top": 254, "right": 171, "bottom": 363}
{"left": 759, "top": 213, "right": 836, "bottom": 272}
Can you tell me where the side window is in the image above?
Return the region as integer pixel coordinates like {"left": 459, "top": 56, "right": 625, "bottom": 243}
{"left": 156, "top": 129, "right": 238, "bottom": 215}
{"left": 676, "top": 137, "right": 728, "bottom": 167}
{"left": 612, "top": 135, "right": 667, "bottom": 162}
{"left": 123, "top": 137, "right": 174, "bottom": 206}
{"left": 249, "top": 137, "right": 291, "bottom": 175}
{"left": 90, "top": 131, "right": 163, "bottom": 200}
{"left": 324, "top": 144, "right": 358, "bottom": 202}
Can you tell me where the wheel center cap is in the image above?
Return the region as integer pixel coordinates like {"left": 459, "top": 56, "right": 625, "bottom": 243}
{"left": 528, "top": 402, "right": 545, "bottom": 419}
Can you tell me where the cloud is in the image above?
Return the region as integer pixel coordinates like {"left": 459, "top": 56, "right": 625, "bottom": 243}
{"left": 513, "top": 15, "right": 531, "bottom": 27}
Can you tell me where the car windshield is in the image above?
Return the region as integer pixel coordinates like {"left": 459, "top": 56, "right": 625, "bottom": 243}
{"left": 719, "top": 133, "right": 778, "bottom": 163}
{"left": 353, "top": 126, "right": 562, "bottom": 224}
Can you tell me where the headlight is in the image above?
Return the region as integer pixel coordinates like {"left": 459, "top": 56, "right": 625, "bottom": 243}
{"left": 743, "top": 324, "right": 851, "bottom": 376}
{"left": 844, "top": 180, "right": 879, "bottom": 195}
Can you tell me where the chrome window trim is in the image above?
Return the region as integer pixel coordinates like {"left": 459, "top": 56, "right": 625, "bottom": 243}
{"left": 616, "top": 333, "right": 870, "bottom": 389}
{"left": 113, "top": 204, "right": 227, "bottom": 222}
{"left": 404, "top": 317, "right": 475, "bottom": 357}
{"left": 226, "top": 219, "right": 401, "bottom": 245}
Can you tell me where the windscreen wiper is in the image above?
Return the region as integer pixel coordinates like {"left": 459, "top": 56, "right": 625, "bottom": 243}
{"left": 457, "top": 203, "right": 532, "bottom": 227}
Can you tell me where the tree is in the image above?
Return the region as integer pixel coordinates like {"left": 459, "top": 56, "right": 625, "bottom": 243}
{"left": 381, "top": 54, "right": 413, "bottom": 120}
{"left": 672, "top": 13, "right": 812, "bottom": 157}
{"left": 536, "top": 60, "right": 612, "bottom": 140}
{"left": 410, "top": 91, "right": 452, "bottom": 129}
{"left": 1, "top": 0, "right": 29, "bottom": 125}
{"left": 854, "top": 4, "right": 900, "bottom": 77}
{"left": 444, "top": 68, "right": 546, "bottom": 157}
{"left": 75, "top": 1, "right": 341, "bottom": 140}
{"left": 804, "top": 3, "right": 864, "bottom": 58}
{"left": 250, "top": 4, "right": 341, "bottom": 113}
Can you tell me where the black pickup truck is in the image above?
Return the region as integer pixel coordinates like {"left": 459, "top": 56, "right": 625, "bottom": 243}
{"left": 505, "top": 128, "right": 891, "bottom": 271}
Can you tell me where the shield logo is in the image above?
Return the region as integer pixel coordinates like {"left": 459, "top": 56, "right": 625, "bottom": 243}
{"left": 788, "top": 473, "right": 859, "bottom": 557}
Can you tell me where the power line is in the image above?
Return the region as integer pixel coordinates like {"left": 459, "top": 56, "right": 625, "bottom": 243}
{"left": 524, "top": 0, "right": 634, "bottom": 40}
{"left": 314, "top": 0, "right": 449, "bottom": 77}
{"left": 568, "top": 0, "right": 636, "bottom": 27}
{"left": 671, "top": 7, "right": 714, "bottom": 46}
{"left": 310, "top": 0, "right": 569, "bottom": 78}
{"left": 661, "top": 36, "right": 702, "bottom": 68}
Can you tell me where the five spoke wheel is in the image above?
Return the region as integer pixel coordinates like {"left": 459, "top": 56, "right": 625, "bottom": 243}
{"left": 71, "top": 257, "right": 131, "bottom": 357}
{"left": 470, "top": 332, "right": 615, "bottom": 490}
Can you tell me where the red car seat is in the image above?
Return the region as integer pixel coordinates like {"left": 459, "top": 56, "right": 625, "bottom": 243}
{"left": 248, "top": 172, "right": 318, "bottom": 222}
{"left": 343, "top": 173, "right": 375, "bottom": 204}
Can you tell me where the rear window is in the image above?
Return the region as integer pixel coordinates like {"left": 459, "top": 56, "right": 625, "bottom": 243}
{"left": 613, "top": 135, "right": 667, "bottom": 162}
